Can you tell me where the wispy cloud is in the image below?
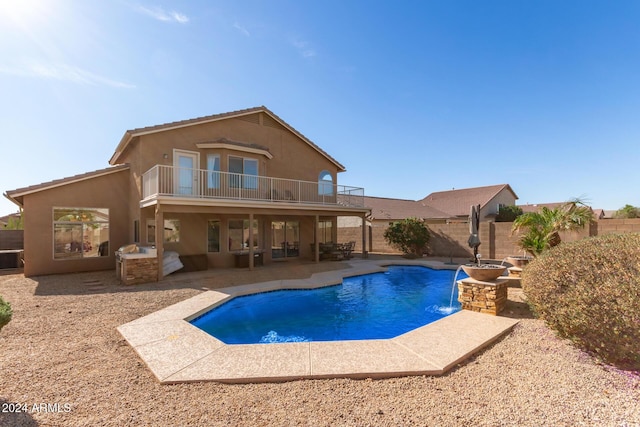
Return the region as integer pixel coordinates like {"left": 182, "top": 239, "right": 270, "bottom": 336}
{"left": 291, "top": 39, "right": 316, "bottom": 58}
{"left": 135, "top": 5, "right": 189, "bottom": 24}
{"left": 0, "top": 60, "right": 136, "bottom": 89}
{"left": 233, "top": 22, "right": 250, "bottom": 37}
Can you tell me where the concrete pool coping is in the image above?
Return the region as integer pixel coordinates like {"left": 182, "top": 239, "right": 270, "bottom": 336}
{"left": 117, "top": 259, "right": 520, "bottom": 384}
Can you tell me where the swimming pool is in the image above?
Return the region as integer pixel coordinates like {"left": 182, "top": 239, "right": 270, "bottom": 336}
{"left": 190, "top": 266, "right": 464, "bottom": 344}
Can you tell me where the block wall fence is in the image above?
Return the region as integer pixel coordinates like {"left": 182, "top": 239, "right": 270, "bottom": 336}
{"left": 0, "top": 230, "right": 24, "bottom": 250}
{"left": 338, "top": 219, "right": 640, "bottom": 260}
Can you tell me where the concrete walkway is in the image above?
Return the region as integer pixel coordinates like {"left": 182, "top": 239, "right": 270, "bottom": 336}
{"left": 118, "top": 259, "right": 519, "bottom": 383}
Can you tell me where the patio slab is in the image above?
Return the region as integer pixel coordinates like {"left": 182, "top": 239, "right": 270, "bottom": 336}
{"left": 118, "top": 259, "right": 519, "bottom": 383}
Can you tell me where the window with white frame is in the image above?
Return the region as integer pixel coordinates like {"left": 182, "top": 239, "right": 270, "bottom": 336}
{"left": 318, "top": 170, "right": 333, "bottom": 195}
{"left": 229, "top": 156, "right": 258, "bottom": 189}
{"left": 53, "top": 207, "right": 109, "bottom": 259}
{"left": 134, "top": 219, "right": 140, "bottom": 243}
{"left": 228, "top": 219, "right": 259, "bottom": 251}
{"left": 147, "top": 219, "right": 180, "bottom": 243}
{"left": 318, "top": 219, "right": 333, "bottom": 243}
{"left": 207, "top": 154, "right": 220, "bottom": 189}
{"left": 207, "top": 220, "right": 221, "bottom": 252}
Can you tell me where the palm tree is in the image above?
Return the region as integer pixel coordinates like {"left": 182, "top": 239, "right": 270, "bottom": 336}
{"left": 511, "top": 199, "right": 594, "bottom": 257}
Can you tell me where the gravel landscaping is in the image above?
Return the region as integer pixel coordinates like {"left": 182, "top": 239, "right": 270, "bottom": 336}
{"left": 1, "top": 260, "right": 639, "bottom": 426}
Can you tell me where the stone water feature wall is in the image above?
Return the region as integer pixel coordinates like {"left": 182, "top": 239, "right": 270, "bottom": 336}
{"left": 457, "top": 278, "right": 509, "bottom": 315}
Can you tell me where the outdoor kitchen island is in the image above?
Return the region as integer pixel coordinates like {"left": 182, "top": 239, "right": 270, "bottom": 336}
{"left": 115, "top": 245, "right": 159, "bottom": 285}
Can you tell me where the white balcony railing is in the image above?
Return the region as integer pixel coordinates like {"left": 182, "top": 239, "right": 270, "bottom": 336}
{"left": 142, "top": 165, "right": 365, "bottom": 208}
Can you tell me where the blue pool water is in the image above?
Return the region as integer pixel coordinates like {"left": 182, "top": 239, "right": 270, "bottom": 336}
{"left": 190, "top": 266, "right": 465, "bottom": 344}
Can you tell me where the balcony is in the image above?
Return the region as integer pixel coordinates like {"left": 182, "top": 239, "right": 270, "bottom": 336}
{"left": 141, "top": 165, "right": 365, "bottom": 208}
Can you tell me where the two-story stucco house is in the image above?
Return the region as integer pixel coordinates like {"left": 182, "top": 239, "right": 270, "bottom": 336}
{"left": 5, "top": 106, "right": 369, "bottom": 278}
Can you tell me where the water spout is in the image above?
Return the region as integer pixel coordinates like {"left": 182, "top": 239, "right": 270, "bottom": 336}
{"left": 449, "top": 265, "right": 464, "bottom": 308}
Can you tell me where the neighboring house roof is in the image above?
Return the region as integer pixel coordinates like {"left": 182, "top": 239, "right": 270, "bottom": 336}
{"left": 420, "top": 184, "right": 519, "bottom": 218}
{"left": 518, "top": 202, "right": 598, "bottom": 218}
{"left": 518, "top": 202, "right": 604, "bottom": 214}
{"left": 4, "top": 164, "right": 130, "bottom": 207}
{"left": 108, "top": 106, "right": 346, "bottom": 172}
{"left": 0, "top": 213, "right": 20, "bottom": 226}
{"left": 517, "top": 202, "right": 566, "bottom": 213}
{"left": 364, "top": 196, "right": 451, "bottom": 221}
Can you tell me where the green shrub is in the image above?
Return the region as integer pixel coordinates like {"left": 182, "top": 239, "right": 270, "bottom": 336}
{"left": 521, "top": 233, "right": 640, "bottom": 370}
{"left": 383, "top": 218, "right": 431, "bottom": 258}
{"left": 0, "top": 296, "right": 12, "bottom": 332}
{"left": 614, "top": 204, "right": 640, "bottom": 219}
{"left": 495, "top": 205, "right": 523, "bottom": 222}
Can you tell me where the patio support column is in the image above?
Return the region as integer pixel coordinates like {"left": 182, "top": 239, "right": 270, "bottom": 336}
{"left": 361, "top": 214, "right": 368, "bottom": 259}
{"left": 248, "top": 213, "right": 254, "bottom": 270}
{"left": 155, "top": 204, "right": 164, "bottom": 280}
{"left": 314, "top": 215, "right": 320, "bottom": 263}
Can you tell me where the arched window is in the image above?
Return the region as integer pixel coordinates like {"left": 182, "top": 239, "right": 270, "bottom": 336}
{"left": 318, "top": 171, "right": 333, "bottom": 195}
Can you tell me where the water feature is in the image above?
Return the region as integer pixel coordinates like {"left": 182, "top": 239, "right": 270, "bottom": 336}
{"left": 500, "top": 255, "right": 533, "bottom": 267}
{"left": 448, "top": 253, "right": 482, "bottom": 308}
{"left": 190, "top": 266, "right": 462, "bottom": 344}
{"left": 449, "top": 265, "right": 465, "bottom": 308}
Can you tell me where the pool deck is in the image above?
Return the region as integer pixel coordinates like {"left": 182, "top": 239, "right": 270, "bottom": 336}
{"left": 117, "top": 259, "right": 520, "bottom": 384}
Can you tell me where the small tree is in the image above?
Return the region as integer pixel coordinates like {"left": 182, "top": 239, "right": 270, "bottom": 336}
{"left": 511, "top": 199, "right": 594, "bottom": 257}
{"left": 614, "top": 204, "right": 640, "bottom": 219}
{"left": 383, "top": 218, "right": 431, "bottom": 258}
{"left": 495, "top": 205, "right": 523, "bottom": 222}
{"left": 5, "top": 216, "right": 23, "bottom": 230}
{"left": 0, "top": 296, "right": 12, "bottom": 332}
{"left": 3, "top": 209, "right": 24, "bottom": 230}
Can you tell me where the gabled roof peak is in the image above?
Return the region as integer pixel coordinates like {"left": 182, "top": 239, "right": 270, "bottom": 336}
{"left": 420, "top": 184, "right": 518, "bottom": 217}
{"left": 109, "top": 106, "right": 345, "bottom": 171}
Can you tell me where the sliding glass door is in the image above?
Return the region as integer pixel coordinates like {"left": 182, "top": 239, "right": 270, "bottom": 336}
{"left": 271, "top": 221, "right": 299, "bottom": 259}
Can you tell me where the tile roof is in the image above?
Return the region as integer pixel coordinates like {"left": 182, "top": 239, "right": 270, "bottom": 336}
{"left": 4, "top": 164, "right": 130, "bottom": 206}
{"left": 420, "top": 184, "right": 518, "bottom": 217}
{"left": 364, "top": 196, "right": 452, "bottom": 221}
{"left": 518, "top": 202, "right": 596, "bottom": 216}
{"left": 109, "top": 106, "right": 345, "bottom": 171}
{"left": 0, "top": 212, "right": 20, "bottom": 225}
{"left": 517, "top": 202, "right": 566, "bottom": 213}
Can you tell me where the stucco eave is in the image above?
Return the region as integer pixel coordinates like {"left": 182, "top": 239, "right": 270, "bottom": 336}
{"left": 140, "top": 196, "right": 370, "bottom": 216}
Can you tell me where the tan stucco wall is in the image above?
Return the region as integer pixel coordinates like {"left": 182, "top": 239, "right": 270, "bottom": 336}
{"left": 480, "top": 190, "right": 517, "bottom": 219}
{"left": 116, "top": 112, "right": 344, "bottom": 250}
{"left": 22, "top": 169, "right": 130, "bottom": 277}
{"left": 117, "top": 113, "right": 341, "bottom": 205}
{"left": 18, "top": 111, "right": 365, "bottom": 276}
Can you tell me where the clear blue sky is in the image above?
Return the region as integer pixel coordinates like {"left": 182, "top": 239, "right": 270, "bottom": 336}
{"left": 1, "top": 0, "right": 639, "bottom": 216}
